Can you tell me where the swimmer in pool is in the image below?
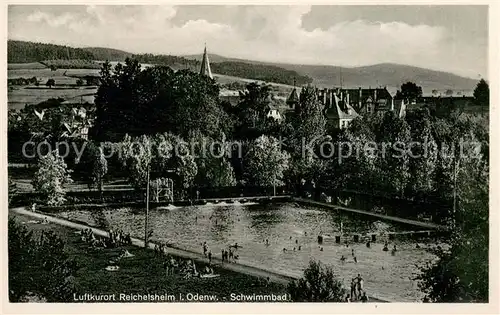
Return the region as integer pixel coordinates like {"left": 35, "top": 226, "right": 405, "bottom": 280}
{"left": 340, "top": 255, "right": 346, "bottom": 263}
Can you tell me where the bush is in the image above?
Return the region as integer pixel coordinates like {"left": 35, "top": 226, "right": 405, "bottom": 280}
{"left": 32, "top": 150, "right": 73, "bottom": 206}
{"left": 8, "top": 177, "right": 18, "bottom": 207}
{"left": 8, "top": 218, "right": 77, "bottom": 302}
{"left": 46, "top": 78, "right": 55, "bottom": 88}
{"left": 287, "top": 260, "right": 346, "bottom": 302}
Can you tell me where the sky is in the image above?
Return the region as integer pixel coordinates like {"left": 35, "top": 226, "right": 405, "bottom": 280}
{"left": 8, "top": 5, "right": 488, "bottom": 78}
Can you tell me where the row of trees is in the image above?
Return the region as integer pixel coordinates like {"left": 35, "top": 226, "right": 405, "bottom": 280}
{"left": 211, "top": 61, "right": 313, "bottom": 86}
{"left": 396, "top": 79, "right": 489, "bottom": 107}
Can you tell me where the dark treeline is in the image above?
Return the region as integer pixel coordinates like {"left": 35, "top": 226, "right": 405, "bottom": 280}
{"left": 8, "top": 40, "right": 94, "bottom": 63}
{"left": 211, "top": 61, "right": 313, "bottom": 86}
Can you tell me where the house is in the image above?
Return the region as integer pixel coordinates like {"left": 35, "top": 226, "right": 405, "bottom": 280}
{"left": 322, "top": 89, "right": 360, "bottom": 129}
{"left": 317, "top": 86, "right": 406, "bottom": 118}
{"left": 317, "top": 87, "right": 392, "bottom": 114}
{"left": 266, "top": 108, "right": 282, "bottom": 121}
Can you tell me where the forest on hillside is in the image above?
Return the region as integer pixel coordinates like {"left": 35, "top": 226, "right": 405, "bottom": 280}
{"left": 8, "top": 40, "right": 312, "bottom": 86}
{"left": 7, "top": 40, "right": 94, "bottom": 63}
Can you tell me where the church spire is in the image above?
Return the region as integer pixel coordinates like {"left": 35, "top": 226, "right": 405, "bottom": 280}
{"left": 200, "top": 44, "right": 213, "bottom": 79}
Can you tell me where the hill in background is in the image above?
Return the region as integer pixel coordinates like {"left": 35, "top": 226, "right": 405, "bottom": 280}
{"left": 82, "top": 47, "right": 132, "bottom": 61}
{"left": 8, "top": 40, "right": 479, "bottom": 93}
{"left": 183, "top": 54, "right": 479, "bottom": 94}
{"left": 8, "top": 40, "right": 311, "bottom": 86}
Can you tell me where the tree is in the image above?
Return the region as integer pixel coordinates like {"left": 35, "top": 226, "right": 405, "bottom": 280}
{"left": 286, "top": 85, "right": 327, "bottom": 187}
{"left": 93, "top": 60, "right": 229, "bottom": 142}
{"left": 374, "top": 112, "right": 411, "bottom": 197}
{"left": 473, "top": 79, "right": 489, "bottom": 106}
{"left": 46, "top": 78, "right": 55, "bottom": 88}
{"left": 417, "top": 159, "right": 488, "bottom": 302}
{"left": 237, "top": 82, "right": 272, "bottom": 130}
{"left": 118, "top": 134, "right": 154, "bottom": 190}
{"left": 397, "top": 81, "right": 423, "bottom": 101}
{"left": 118, "top": 132, "right": 200, "bottom": 198}
{"left": 32, "top": 150, "right": 73, "bottom": 206}
{"left": 293, "top": 85, "right": 326, "bottom": 143}
{"left": 176, "top": 154, "right": 198, "bottom": 192}
{"left": 405, "top": 108, "right": 438, "bottom": 197}
{"left": 445, "top": 89, "right": 453, "bottom": 96}
{"left": 244, "top": 135, "right": 290, "bottom": 188}
{"left": 191, "top": 133, "right": 237, "bottom": 188}
{"left": 9, "top": 218, "right": 77, "bottom": 302}
{"left": 91, "top": 146, "right": 108, "bottom": 200}
{"left": 287, "top": 260, "right": 346, "bottom": 302}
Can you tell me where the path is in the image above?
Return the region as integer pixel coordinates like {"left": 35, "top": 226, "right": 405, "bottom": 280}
{"left": 10, "top": 206, "right": 389, "bottom": 303}
{"left": 292, "top": 197, "right": 449, "bottom": 231}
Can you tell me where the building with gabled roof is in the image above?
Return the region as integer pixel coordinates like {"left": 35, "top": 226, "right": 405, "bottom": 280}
{"left": 286, "top": 87, "right": 299, "bottom": 109}
{"left": 323, "top": 90, "right": 361, "bottom": 129}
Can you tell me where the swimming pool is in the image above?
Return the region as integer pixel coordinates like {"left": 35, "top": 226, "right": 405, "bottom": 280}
{"left": 57, "top": 202, "right": 441, "bottom": 302}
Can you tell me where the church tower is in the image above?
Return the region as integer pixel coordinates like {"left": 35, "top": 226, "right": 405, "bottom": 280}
{"left": 200, "top": 44, "right": 213, "bottom": 79}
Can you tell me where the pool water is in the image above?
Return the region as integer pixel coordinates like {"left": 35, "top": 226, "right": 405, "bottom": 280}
{"left": 58, "top": 202, "right": 440, "bottom": 302}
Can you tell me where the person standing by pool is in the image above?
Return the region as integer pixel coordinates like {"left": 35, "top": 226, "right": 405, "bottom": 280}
{"left": 203, "top": 242, "right": 208, "bottom": 257}
{"left": 350, "top": 278, "right": 357, "bottom": 300}
{"left": 356, "top": 274, "right": 364, "bottom": 297}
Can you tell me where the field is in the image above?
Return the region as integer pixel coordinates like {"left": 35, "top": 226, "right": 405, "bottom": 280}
{"left": 8, "top": 86, "right": 97, "bottom": 110}
{"left": 7, "top": 62, "right": 293, "bottom": 110}
{"left": 8, "top": 62, "right": 47, "bottom": 70}
{"left": 8, "top": 67, "right": 100, "bottom": 110}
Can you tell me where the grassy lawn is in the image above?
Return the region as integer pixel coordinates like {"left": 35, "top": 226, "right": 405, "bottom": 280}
{"left": 9, "top": 213, "right": 288, "bottom": 302}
